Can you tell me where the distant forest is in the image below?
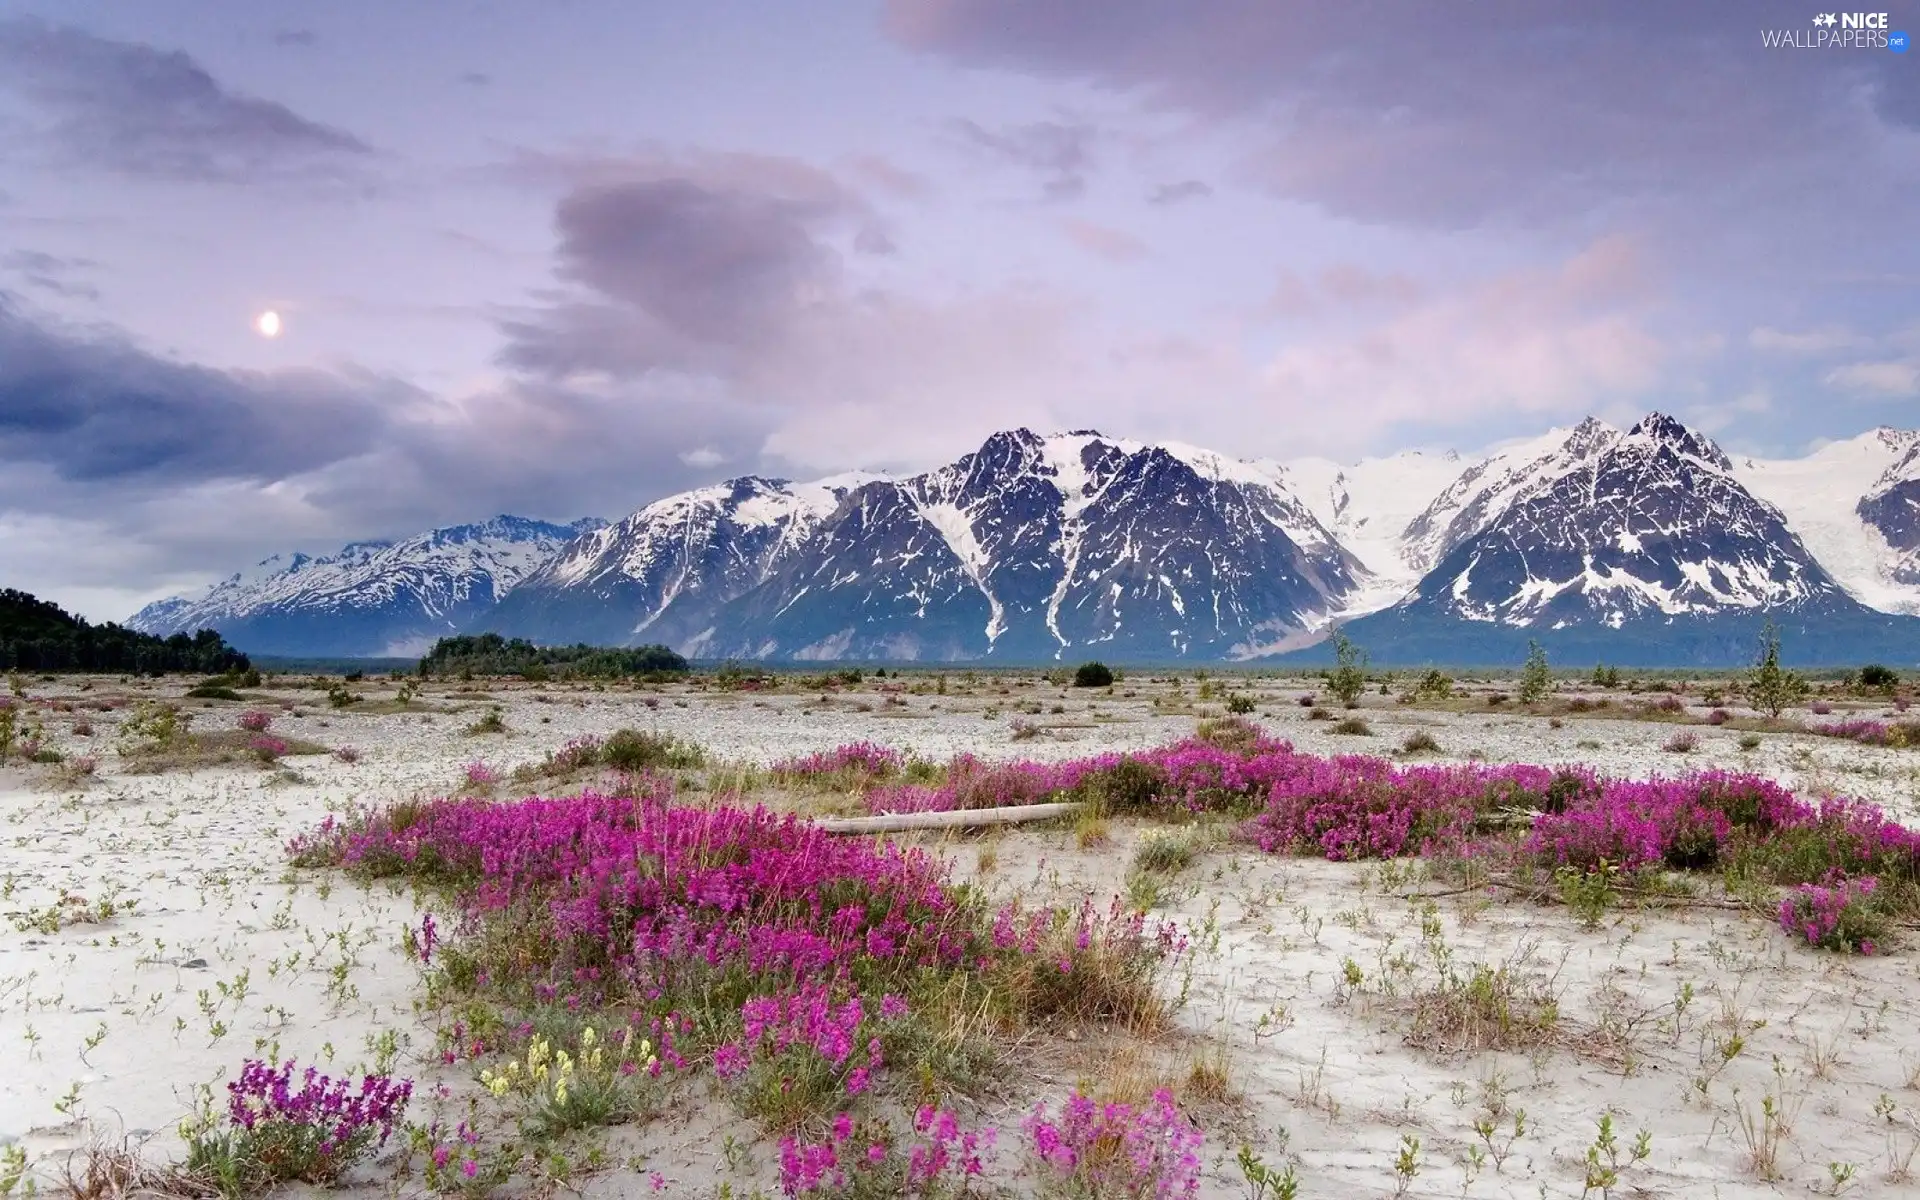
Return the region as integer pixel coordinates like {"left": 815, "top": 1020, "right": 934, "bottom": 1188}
{"left": 0, "top": 588, "right": 251, "bottom": 674}
{"left": 416, "top": 633, "right": 689, "bottom": 678}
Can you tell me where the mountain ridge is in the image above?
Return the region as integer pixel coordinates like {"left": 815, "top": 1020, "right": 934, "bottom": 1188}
{"left": 127, "top": 416, "right": 1920, "bottom": 664}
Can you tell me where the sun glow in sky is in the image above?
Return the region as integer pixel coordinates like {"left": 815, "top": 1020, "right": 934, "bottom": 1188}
{"left": 254, "top": 310, "right": 282, "bottom": 338}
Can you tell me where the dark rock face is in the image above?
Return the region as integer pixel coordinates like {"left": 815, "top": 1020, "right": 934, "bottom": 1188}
{"left": 1402, "top": 414, "right": 1850, "bottom": 628}
{"left": 687, "top": 431, "right": 1363, "bottom": 661}
{"left": 1859, "top": 446, "right": 1920, "bottom": 583}
{"left": 1332, "top": 414, "right": 1920, "bottom": 665}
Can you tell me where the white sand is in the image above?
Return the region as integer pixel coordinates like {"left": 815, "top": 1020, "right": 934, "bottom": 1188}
{"left": 4, "top": 675, "right": 1919, "bottom": 1196}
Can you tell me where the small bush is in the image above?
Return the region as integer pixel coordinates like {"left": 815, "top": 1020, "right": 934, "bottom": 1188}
{"left": 602, "top": 727, "right": 705, "bottom": 771}
{"left": 1307, "top": 706, "right": 1331, "bottom": 721}
{"left": 1518, "top": 641, "right": 1551, "bottom": 705}
{"left": 1224, "top": 693, "right": 1256, "bottom": 715}
{"left": 1591, "top": 663, "right": 1621, "bottom": 689}
{"left": 1705, "top": 709, "right": 1729, "bottom": 725}
{"left": 326, "top": 684, "right": 361, "bottom": 709}
{"left": 1073, "top": 662, "right": 1115, "bottom": 688}
{"left": 1131, "top": 829, "right": 1201, "bottom": 875}
{"left": 1297, "top": 693, "right": 1316, "bottom": 707}
{"left": 1859, "top": 663, "right": 1899, "bottom": 692}
{"left": 1401, "top": 730, "right": 1442, "bottom": 755}
{"left": 1325, "top": 633, "right": 1368, "bottom": 708}
{"left": 1738, "top": 733, "right": 1762, "bottom": 751}
{"left": 1331, "top": 716, "right": 1372, "bottom": 736}
{"left": 237, "top": 710, "right": 275, "bottom": 733}
{"left": 464, "top": 706, "right": 507, "bottom": 735}
{"left": 1810, "top": 699, "right": 1833, "bottom": 716}
{"left": 1662, "top": 730, "right": 1699, "bottom": 754}
{"left": 186, "top": 684, "right": 243, "bottom": 701}
{"left": 332, "top": 746, "right": 362, "bottom": 764}
{"left": 1409, "top": 669, "right": 1454, "bottom": 702}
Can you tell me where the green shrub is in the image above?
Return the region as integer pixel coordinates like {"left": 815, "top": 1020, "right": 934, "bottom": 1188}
{"left": 1517, "top": 641, "right": 1551, "bottom": 705}
{"left": 1859, "top": 663, "right": 1899, "bottom": 692}
{"left": 1331, "top": 716, "right": 1372, "bottom": 736}
{"left": 1073, "top": 661, "right": 1114, "bottom": 688}
{"left": 185, "top": 684, "right": 243, "bottom": 701}
{"left": 601, "top": 728, "right": 705, "bottom": 771}
{"left": 1745, "top": 618, "right": 1807, "bottom": 718}
{"left": 1408, "top": 669, "right": 1454, "bottom": 702}
{"left": 1225, "top": 693, "right": 1256, "bottom": 715}
{"left": 1325, "top": 633, "right": 1368, "bottom": 708}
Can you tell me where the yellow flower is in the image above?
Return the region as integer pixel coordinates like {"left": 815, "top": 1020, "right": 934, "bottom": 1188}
{"left": 554, "top": 1079, "right": 569, "bottom": 1106}
{"left": 581, "top": 1027, "right": 596, "bottom": 1049}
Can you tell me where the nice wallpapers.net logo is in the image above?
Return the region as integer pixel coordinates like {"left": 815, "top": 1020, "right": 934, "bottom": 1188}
{"left": 1761, "top": 12, "right": 1909, "bottom": 50}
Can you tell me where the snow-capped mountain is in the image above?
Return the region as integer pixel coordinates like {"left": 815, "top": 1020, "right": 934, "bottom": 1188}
{"left": 135, "top": 414, "right": 1920, "bottom": 664}
{"left": 1735, "top": 427, "right": 1920, "bottom": 615}
{"left": 488, "top": 429, "right": 1363, "bottom": 661}
{"left": 128, "top": 515, "right": 606, "bottom": 657}
{"left": 1335, "top": 416, "right": 1920, "bottom": 664}
{"left": 481, "top": 476, "right": 872, "bottom": 648}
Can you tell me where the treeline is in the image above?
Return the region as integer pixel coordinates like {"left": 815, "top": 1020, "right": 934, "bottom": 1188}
{"left": 416, "top": 633, "right": 689, "bottom": 679}
{"left": 0, "top": 588, "right": 251, "bottom": 675}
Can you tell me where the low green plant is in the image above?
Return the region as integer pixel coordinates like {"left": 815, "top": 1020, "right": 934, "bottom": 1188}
{"left": 1580, "top": 1113, "right": 1651, "bottom": 1198}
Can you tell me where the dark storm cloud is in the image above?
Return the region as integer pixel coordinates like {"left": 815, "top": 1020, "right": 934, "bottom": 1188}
{"left": 887, "top": 1, "right": 1917, "bottom": 229}
{"left": 0, "top": 18, "right": 371, "bottom": 183}
{"left": 945, "top": 117, "right": 1096, "bottom": 200}
{"left": 0, "top": 298, "right": 405, "bottom": 483}
{"left": 1147, "top": 179, "right": 1211, "bottom": 205}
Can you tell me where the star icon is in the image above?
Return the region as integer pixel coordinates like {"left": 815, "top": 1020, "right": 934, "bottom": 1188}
{"left": 1813, "top": 12, "right": 1838, "bottom": 26}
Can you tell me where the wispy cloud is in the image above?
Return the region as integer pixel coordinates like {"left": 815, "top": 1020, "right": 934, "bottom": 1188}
{"left": 944, "top": 117, "right": 1096, "bottom": 200}
{"left": 0, "top": 18, "right": 372, "bottom": 183}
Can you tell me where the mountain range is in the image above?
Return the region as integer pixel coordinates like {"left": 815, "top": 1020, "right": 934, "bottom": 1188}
{"left": 126, "top": 415, "right": 1920, "bottom": 665}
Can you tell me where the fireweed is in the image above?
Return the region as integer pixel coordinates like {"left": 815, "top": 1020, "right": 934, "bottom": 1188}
{"left": 779, "top": 1105, "right": 993, "bottom": 1197}
{"left": 1024, "top": 1087, "right": 1204, "bottom": 1200}
{"left": 183, "top": 1059, "right": 412, "bottom": 1190}
{"left": 291, "top": 778, "right": 1187, "bottom": 1186}
{"left": 1778, "top": 876, "right": 1887, "bottom": 953}
{"left": 772, "top": 741, "right": 906, "bottom": 783}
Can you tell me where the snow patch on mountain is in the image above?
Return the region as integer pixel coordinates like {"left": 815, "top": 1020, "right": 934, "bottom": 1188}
{"left": 1736, "top": 427, "right": 1920, "bottom": 614}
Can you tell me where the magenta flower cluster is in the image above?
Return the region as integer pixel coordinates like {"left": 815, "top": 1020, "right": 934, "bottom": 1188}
{"left": 308, "top": 781, "right": 1013, "bottom": 986}
{"left": 1778, "top": 875, "right": 1880, "bottom": 953}
{"left": 1810, "top": 719, "right": 1920, "bottom": 747}
{"left": 772, "top": 741, "right": 905, "bottom": 779}
{"left": 825, "top": 733, "right": 1920, "bottom": 880}
{"left": 248, "top": 735, "right": 289, "bottom": 761}
{"left": 237, "top": 709, "right": 275, "bottom": 733}
{"left": 1024, "top": 1087, "right": 1204, "bottom": 1200}
{"left": 779, "top": 1105, "right": 992, "bottom": 1196}
{"left": 715, "top": 979, "right": 890, "bottom": 1097}
{"left": 224, "top": 1058, "right": 412, "bottom": 1176}
{"left": 464, "top": 760, "right": 501, "bottom": 786}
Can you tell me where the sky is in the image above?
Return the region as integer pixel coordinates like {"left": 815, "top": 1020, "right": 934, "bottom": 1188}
{"left": 0, "top": 0, "right": 1916, "bottom": 621}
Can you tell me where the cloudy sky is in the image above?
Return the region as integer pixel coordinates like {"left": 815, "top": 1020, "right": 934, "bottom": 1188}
{"left": 1, "top": 0, "right": 1916, "bottom": 621}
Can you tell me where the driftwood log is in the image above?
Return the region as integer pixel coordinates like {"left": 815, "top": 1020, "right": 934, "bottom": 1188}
{"left": 815, "top": 801, "right": 1084, "bottom": 835}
